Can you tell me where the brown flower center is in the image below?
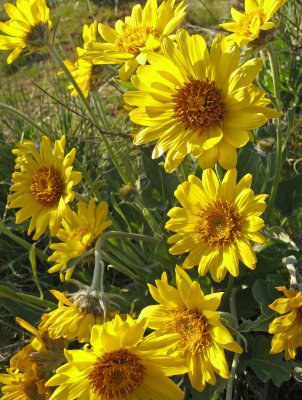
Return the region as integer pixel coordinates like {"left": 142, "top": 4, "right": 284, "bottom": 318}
{"left": 197, "top": 200, "right": 242, "bottom": 247}
{"left": 173, "top": 78, "right": 225, "bottom": 130}
{"left": 115, "top": 26, "right": 160, "bottom": 55}
{"left": 88, "top": 349, "right": 145, "bottom": 399}
{"left": 31, "top": 166, "right": 64, "bottom": 206}
{"left": 165, "top": 309, "right": 212, "bottom": 354}
{"left": 237, "top": 8, "right": 266, "bottom": 37}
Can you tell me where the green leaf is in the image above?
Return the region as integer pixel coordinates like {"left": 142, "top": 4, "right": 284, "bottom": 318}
{"left": 0, "top": 283, "right": 56, "bottom": 325}
{"left": 0, "top": 297, "right": 41, "bottom": 325}
{"left": 29, "top": 244, "right": 44, "bottom": 299}
{"left": 252, "top": 278, "right": 280, "bottom": 315}
{"left": 238, "top": 334, "right": 294, "bottom": 386}
{"left": 141, "top": 148, "right": 179, "bottom": 210}
{"left": 238, "top": 313, "right": 275, "bottom": 333}
{"left": 275, "top": 174, "right": 302, "bottom": 214}
{"left": 237, "top": 143, "right": 268, "bottom": 193}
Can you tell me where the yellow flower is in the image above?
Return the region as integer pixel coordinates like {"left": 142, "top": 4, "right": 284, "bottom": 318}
{"left": 64, "top": 21, "right": 103, "bottom": 97}
{"left": 9, "top": 344, "right": 36, "bottom": 372}
{"left": 124, "top": 30, "right": 279, "bottom": 172}
{"left": 12, "top": 139, "right": 36, "bottom": 171}
{"left": 16, "top": 317, "right": 68, "bottom": 373}
{"left": 46, "top": 315, "right": 187, "bottom": 400}
{"left": 0, "top": 368, "right": 51, "bottom": 400}
{"left": 0, "top": 0, "right": 51, "bottom": 64}
{"left": 220, "top": 0, "right": 288, "bottom": 47}
{"left": 8, "top": 135, "right": 82, "bottom": 240}
{"left": 47, "top": 199, "right": 112, "bottom": 278}
{"left": 166, "top": 169, "right": 268, "bottom": 282}
{"left": 84, "top": 0, "right": 187, "bottom": 80}
{"left": 140, "top": 266, "right": 242, "bottom": 391}
{"left": 268, "top": 286, "right": 302, "bottom": 360}
{"left": 39, "top": 290, "right": 108, "bottom": 343}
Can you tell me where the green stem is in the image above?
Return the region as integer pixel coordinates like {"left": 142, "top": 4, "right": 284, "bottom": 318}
{"left": 91, "top": 92, "right": 130, "bottom": 184}
{"left": 221, "top": 275, "right": 235, "bottom": 309}
{"left": 46, "top": 43, "right": 129, "bottom": 184}
{"left": 0, "top": 220, "right": 47, "bottom": 262}
{"left": 265, "top": 43, "right": 282, "bottom": 220}
{"left": 89, "top": 231, "right": 156, "bottom": 312}
{"left": 226, "top": 287, "right": 241, "bottom": 400}
{"left": 90, "top": 236, "right": 105, "bottom": 293}
{"left": 0, "top": 103, "right": 50, "bottom": 136}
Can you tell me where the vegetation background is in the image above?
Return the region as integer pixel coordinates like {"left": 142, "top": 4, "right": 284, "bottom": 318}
{"left": 0, "top": 0, "right": 302, "bottom": 399}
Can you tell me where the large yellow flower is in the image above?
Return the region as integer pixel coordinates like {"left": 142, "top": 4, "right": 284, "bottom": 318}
{"left": 64, "top": 21, "right": 103, "bottom": 97}
{"left": 268, "top": 286, "right": 302, "bottom": 360}
{"left": 0, "top": 368, "right": 51, "bottom": 400}
{"left": 0, "top": 0, "right": 51, "bottom": 64}
{"left": 124, "top": 29, "right": 279, "bottom": 172}
{"left": 46, "top": 315, "right": 187, "bottom": 400}
{"left": 84, "top": 0, "right": 187, "bottom": 80}
{"left": 220, "top": 0, "right": 288, "bottom": 47}
{"left": 39, "top": 290, "right": 107, "bottom": 343}
{"left": 166, "top": 169, "right": 267, "bottom": 282}
{"left": 8, "top": 136, "right": 82, "bottom": 240}
{"left": 140, "top": 266, "right": 242, "bottom": 391}
{"left": 47, "top": 199, "right": 112, "bottom": 278}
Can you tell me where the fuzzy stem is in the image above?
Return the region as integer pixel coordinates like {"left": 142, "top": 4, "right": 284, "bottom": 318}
{"left": 221, "top": 275, "right": 235, "bottom": 309}
{"left": 265, "top": 43, "right": 282, "bottom": 220}
{"left": 226, "top": 287, "right": 241, "bottom": 400}
{"left": 90, "top": 236, "right": 105, "bottom": 293}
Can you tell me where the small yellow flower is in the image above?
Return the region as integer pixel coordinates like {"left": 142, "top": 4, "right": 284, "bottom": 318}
{"left": 220, "top": 0, "right": 288, "bottom": 47}
{"left": 64, "top": 21, "right": 103, "bottom": 97}
{"left": 140, "top": 266, "right": 242, "bottom": 391}
{"left": 0, "top": 368, "right": 52, "bottom": 400}
{"left": 268, "top": 286, "right": 302, "bottom": 360}
{"left": 125, "top": 30, "right": 279, "bottom": 172}
{"left": 47, "top": 199, "right": 112, "bottom": 278}
{"left": 166, "top": 169, "right": 268, "bottom": 282}
{"left": 8, "top": 136, "right": 82, "bottom": 240}
{"left": 46, "top": 315, "right": 187, "bottom": 400}
{"left": 0, "top": 0, "right": 52, "bottom": 63}
{"left": 84, "top": 0, "right": 187, "bottom": 80}
{"left": 39, "top": 290, "right": 108, "bottom": 343}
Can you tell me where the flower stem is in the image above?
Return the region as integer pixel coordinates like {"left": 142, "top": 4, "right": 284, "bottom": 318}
{"left": 89, "top": 235, "right": 108, "bottom": 319}
{"left": 46, "top": 43, "right": 129, "bottom": 184}
{"left": 265, "top": 43, "right": 282, "bottom": 220}
{"left": 221, "top": 275, "right": 235, "bottom": 309}
{"left": 226, "top": 286, "right": 240, "bottom": 400}
{"left": 89, "top": 231, "right": 157, "bottom": 309}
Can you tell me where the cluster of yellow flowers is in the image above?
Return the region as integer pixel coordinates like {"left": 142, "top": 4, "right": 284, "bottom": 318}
{"left": 1, "top": 0, "right": 301, "bottom": 399}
